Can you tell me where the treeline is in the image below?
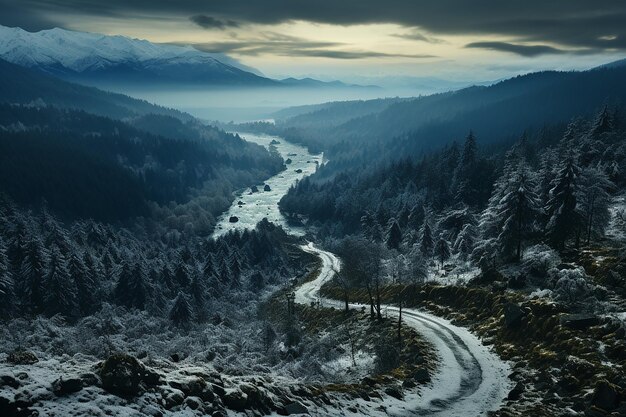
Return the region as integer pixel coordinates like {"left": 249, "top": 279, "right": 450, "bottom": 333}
{"left": 281, "top": 107, "right": 626, "bottom": 264}
{"left": 0, "top": 197, "right": 301, "bottom": 325}
{"left": 249, "top": 65, "right": 626, "bottom": 175}
{"left": 0, "top": 104, "right": 283, "bottom": 223}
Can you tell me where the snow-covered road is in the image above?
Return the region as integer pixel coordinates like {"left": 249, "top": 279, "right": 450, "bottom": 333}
{"left": 296, "top": 243, "right": 512, "bottom": 417}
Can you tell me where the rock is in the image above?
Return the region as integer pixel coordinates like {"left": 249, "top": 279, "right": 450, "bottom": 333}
{"left": 251, "top": 185, "right": 259, "bottom": 193}
{"left": 402, "top": 380, "right": 416, "bottom": 389}
{"left": 295, "top": 169, "right": 303, "bottom": 174}
{"left": 170, "top": 353, "right": 181, "bottom": 363}
{"left": 507, "top": 382, "right": 524, "bottom": 401}
{"left": 285, "top": 158, "right": 292, "bottom": 165}
{"left": 163, "top": 388, "right": 185, "bottom": 409}
{"left": 503, "top": 302, "right": 525, "bottom": 329}
{"left": 223, "top": 390, "right": 248, "bottom": 412}
{"left": 80, "top": 372, "right": 100, "bottom": 387}
{"left": 284, "top": 402, "right": 308, "bottom": 415}
{"left": 52, "top": 377, "right": 83, "bottom": 396}
{"left": 413, "top": 368, "right": 430, "bottom": 383}
{"left": 560, "top": 314, "right": 600, "bottom": 330}
{"left": 237, "top": 201, "right": 244, "bottom": 205}
{"left": 361, "top": 376, "right": 377, "bottom": 387}
{"left": 170, "top": 377, "right": 213, "bottom": 402}
{"left": 270, "top": 140, "right": 281, "bottom": 145}
{"left": 384, "top": 386, "right": 403, "bottom": 400}
{"left": 508, "top": 273, "right": 526, "bottom": 289}
{"left": 228, "top": 216, "right": 239, "bottom": 223}
{"left": 590, "top": 380, "right": 621, "bottom": 411}
{"left": 184, "top": 396, "right": 204, "bottom": 411}
{"left": 0, "top": 395, "right": 18, "bottom": 417}
{"left": 6, "top": 350, "right": 38, "bottom": 365}
{"left": 264, "top": 184, "right": 271, "bottom": 192}
{"left": 100, "top": 353, "right": 159, "bottom": 397}
{"left": 0, "top": 375, "right": 20, "bottom": 389}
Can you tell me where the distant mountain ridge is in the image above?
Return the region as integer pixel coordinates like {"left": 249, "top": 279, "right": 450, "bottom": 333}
{"left": 0, "top": 58, "right": 192, "bottom": 120}
{"left": 0, "top": 25, "right": 375, "bottom": 90}
{"left": 0, "top": 25, "right": 277, "bottom": 87}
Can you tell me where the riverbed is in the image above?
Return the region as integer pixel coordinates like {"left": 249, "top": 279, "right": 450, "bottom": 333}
{"left": 213, "top": 132, "right": 322, "bottom": 237}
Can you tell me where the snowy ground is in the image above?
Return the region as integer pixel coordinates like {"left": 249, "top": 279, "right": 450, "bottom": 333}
{"left": 296, "top": 243, "right": 513, "bottom": 417}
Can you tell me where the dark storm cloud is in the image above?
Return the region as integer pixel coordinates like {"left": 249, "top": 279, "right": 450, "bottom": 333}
{"left": 180, "top": 33, "right": 434, "bottom": 59}
{"left": 465, "top": 42, "right": 567, "bottom": 57}
{"left": 2, "top": 0, "right": 626, "bottom": 52}
{"left": 190, "top": 15, "right": 240, "bottom": 30}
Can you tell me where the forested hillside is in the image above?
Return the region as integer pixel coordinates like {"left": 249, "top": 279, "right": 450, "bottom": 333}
{"left": 263, "top": 65, "right": 626, "bottom": 167}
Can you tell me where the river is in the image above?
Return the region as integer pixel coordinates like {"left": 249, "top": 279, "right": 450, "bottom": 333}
{"left": 213, "top": 132, "right": 322, "bottom": 237}
{"left": 213, "top": 132, "right": 512, "bottom": 416}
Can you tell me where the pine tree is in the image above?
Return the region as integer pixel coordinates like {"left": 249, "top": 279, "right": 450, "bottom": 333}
{"left": 545, "top": 154, "right": 583, "bottom": 249}
{"left": 169, "top": 291, "right": 193, "bottom": 328}
{"left": 43, "top": 246, "right": 78, "bottom": 318}
{"left": 385, "top": 219, "right": 402, "bottom": 250}
{"left": 115, "top": 261, "right": 150, "bottom": 310}
{"left": 461, "top": 131, "right": 477, "bottom": 167}
{"left": 174, "top": 261, "right": 191, "bottom": 288}
{"left": 419, "top": 223, "right": 434, "bottom": 256}
{"left": 407, "top": 205, "right": 425, "bottom": 231}
{"left": 454, "top": 223, "right": 478, "bottom": 259}
{"left": 577, "top": 166, "right": 614, "bottom": 244}
{"left": 73, "top": 251, "right": 100, "bottom": 315}
{"left": 0, "top": 238, "right": 14, "bottom": 317}
{"left": 19, "top": 236, "right": 48, "bottom": 312}
{"left": 189, "top": 273, "right": 208, "bottom": 321}
{"left": 229, "top": 255, "right": 242, "bottom": 288}
{"left": 481, "top": 160, "right": 542, "bottom": 260}
{"left": 202, "top": 255, "right": 217, "bottom": 280}
{"left": 434, "top": 237, "right": 451, "bottom": 269}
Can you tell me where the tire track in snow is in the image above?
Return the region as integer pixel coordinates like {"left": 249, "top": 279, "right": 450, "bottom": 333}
{"left": 295, "top": 243, "right": 512, "bottom": 417}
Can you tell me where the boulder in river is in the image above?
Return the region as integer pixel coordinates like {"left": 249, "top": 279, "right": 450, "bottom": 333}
{"left": 285, "top": 158, "right": 292, "bottom": 164}
{"left": 295, "top": 169, "right": 303, "bottom": 173}
{"left": 229, "top": 216, "right": 239, "bottom": 223}
{"left": 264, "top": 184, "right": 271, "bottom": 192}
{"left": 270, "top": 139, "right": 281, "bottom": 145}
{"left": 251, "top": 185, "right": 259, "bottom": 193}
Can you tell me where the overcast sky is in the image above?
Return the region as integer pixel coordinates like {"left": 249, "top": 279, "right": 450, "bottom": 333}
{"left": 2, "top": 0, "right": 626, "bottom": 82}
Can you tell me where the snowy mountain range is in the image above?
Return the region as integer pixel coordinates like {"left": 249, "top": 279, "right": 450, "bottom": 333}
{"left": 0, "top": 25, "right": 382, "bottom": 90}
{"left": 0, "top": 25, "right": 277, "bottom": 87}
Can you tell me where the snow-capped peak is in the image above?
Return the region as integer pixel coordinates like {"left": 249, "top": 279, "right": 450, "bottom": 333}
{"left": 0, "top": 24, "right": 252, "bottom": 74}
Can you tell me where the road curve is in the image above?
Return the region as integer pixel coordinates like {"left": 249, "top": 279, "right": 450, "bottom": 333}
{"left": 295, "top": 243, "right": 512, "bottom": 417}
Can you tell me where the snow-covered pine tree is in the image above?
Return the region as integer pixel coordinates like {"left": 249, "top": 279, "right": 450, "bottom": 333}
{"left": 169, "top": 291, "right": 193, "bottom": 328}
{"left": 545, "top": 153, "right": 584, "bottom": 250}
{"left": 385, "top": 219, "right": 403, "bottom": 250}
{"left": 481, "top": 160, "right": 542, "bottom": 261}
{"left": 434, "top": 237, "right": 451, "bottom": 269}
{"left": 419, "top": 222, "right": 434, "bottom": 256}
{"left": 18, "top": 235, "right": 48, "bottom": 312}
{"left": 407, "top": 205, "right": 425, "bottom": 231}
{"left": 577, "top": 165, "right": 614, "bottom": 244}
{"left": 114, "top": 260, "right": 150, "bottom": 310}
{"left": 0, "top": 237, "right": 14, "bottom": 317}
{"left": 189, "top": 272, "right": 208, "bottom": 321}
{"left": 454, "top": 223, "right": 478, "bottom": 260}
{"left": 461, "top": 131, "right": 477, "bottom": 167}
{"left": 74, "top": 251, "right": 101, "bottom": 315}
{"left": 174, "top": 261, "right": 191, "bottom": 288}
{"left": 43, "top": 246, "right": 78, "bottom": 318}
{"left": 229, "top": 254, "right": 242, "bottom": 288}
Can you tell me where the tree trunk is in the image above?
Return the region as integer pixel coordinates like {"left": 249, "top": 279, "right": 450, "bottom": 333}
{"left": 375, "top": 280, "right": 382, "bottom": 320}
{"left": 397, "top": 299, "right": 402, "bottom": 344}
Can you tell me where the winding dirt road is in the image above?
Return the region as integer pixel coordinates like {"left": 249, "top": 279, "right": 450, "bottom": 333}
{"left": 295, "top": 243, "right": 512, "bottom": 417}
